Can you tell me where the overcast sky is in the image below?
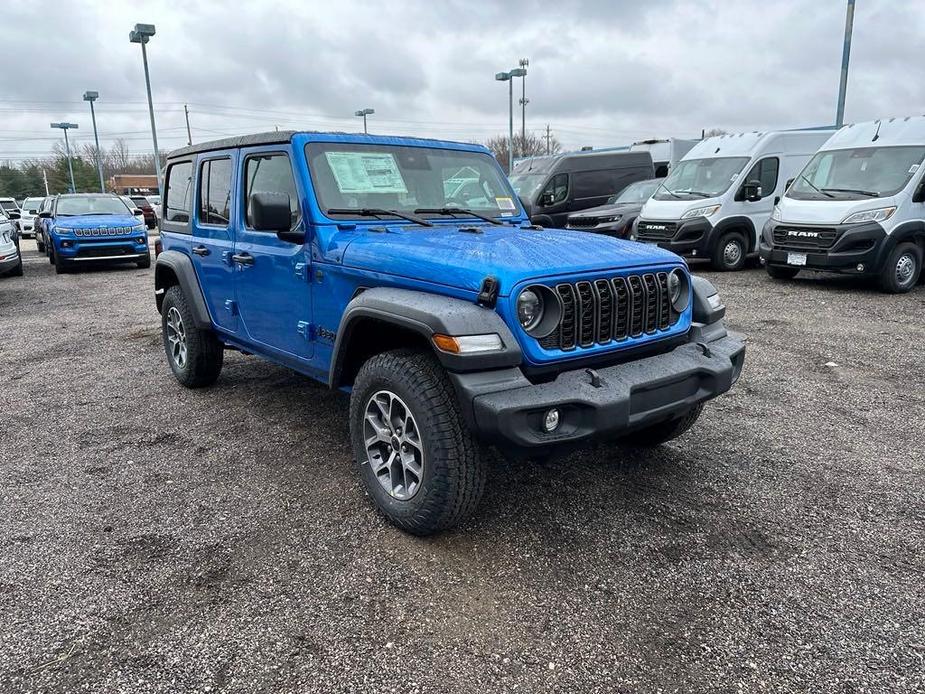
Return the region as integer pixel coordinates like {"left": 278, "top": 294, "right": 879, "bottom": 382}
{"left": 3, "top": 0, "right": 923, "bottom": 163}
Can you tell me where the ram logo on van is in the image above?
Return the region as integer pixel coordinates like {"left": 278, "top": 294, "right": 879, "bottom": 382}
{"left": 787, "top": 230, "right": 821, "bottom": 238}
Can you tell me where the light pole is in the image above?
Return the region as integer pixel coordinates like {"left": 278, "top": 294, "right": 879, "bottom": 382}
{"left": 354, "top": 108, "right": 375, "bottom": 134}
{"left": 50, "top": 122, "right": 79, "bottom": 193}
{"left": 835, "top": 0, "right": 855, "bottom": 128}
{"left": 518, "top": 58, "right": 529, "bottom": 143}
{"left": 129, "top": 23, "right": 162, "bottom": 192}
{"left": 496, "top": 68, "right": 526, "bottom": 173}
{"left": 83, "top": 91, "right": 105, "bottom": 192}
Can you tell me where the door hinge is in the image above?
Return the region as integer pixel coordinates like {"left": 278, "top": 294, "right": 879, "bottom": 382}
{"left": 224, "top": 299, "right": 238, "bottom": 315}
{"left": 297, "top": 321, "right": 315, "bottom": 340}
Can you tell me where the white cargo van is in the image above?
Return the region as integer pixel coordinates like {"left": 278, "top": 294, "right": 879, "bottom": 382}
{"left": 634, "top": 130, "right": 834, "bottom": 270}
{"left": 760, "top": 117, "right": 925, "bottom": 293}
{"left": 629, "top": 138, "right": 698, "bottom": 177}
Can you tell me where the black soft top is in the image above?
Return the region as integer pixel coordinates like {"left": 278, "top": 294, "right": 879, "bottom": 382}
{"left": 166, "top": 131, "right": 298, "bottom": 159}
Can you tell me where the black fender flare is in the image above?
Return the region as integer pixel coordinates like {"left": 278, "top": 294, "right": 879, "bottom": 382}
{"left": 154, "top": 250, "right": 212, "bottom": 329}
{"left": 708, "top": 216, "right": 758, "bottom": 254}
{"left": 877, "top": 220, "right": 925, "bottom": 267}
{"left": 329, "top": 287, "right": 523, "bottom": 388}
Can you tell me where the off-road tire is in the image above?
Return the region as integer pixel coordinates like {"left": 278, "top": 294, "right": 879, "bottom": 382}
{"left": 621, "top": 403, "right": 704, "bottom": 447}
{"left": 349, "top": 349, "right": 486, "bottom": 535}
{"left": 161, "top": 285, "right": 224, "bottom": 388}
{"left": 879, "top": 242, "right": 922, "bottom": 294}
{"left": 137, "top": 253, "right": 151, "bottom": 269}
{"left": 711, "top": 232, "right": 747, "bottom": 271}
{"left": 766, "top": 264, "right": 800, "bottom": 280}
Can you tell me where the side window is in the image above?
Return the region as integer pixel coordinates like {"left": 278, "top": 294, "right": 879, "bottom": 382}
{"left": 198, "top": 158, "right": 232, "bottom": 226}
{"left": 243, "top": 153, "right": 300, "bottom": 229}
{"left": 744, "top": 158, "right": 779, "bottom": 198}
{"left": 542, "top": 173, "right": 569, "bottom": 204}
{"left": 165, "top": 161, "right": 193, "bottom": 222}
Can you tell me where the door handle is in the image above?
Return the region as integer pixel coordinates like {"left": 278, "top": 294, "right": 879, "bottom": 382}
{"left": 231, "top": 252, "right": 255, "bottom": 266}
{"left": 192, "top": 245, "right": 210, "bottom": 256}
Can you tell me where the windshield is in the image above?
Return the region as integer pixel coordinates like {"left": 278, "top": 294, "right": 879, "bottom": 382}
{"left": 305, "top": 142, "right": 521, "bottom": 220}
{"left": 787, "top": 146, "right": 925, "bottom": 200}
{"left": 0, "top": 200, "right": 19, "bottom": 211}
{"left": 509, "top": 173, "right": 548, "bottom": 200}
{"left": 653, "top": 157, "right": 750, "bottom": 200}
{"left": 56, "top": 195, "right": 132, "bottom": 217}
{"left": 609, "top": 179, "right": 660, "bottom": 205}
{"left": 22, "top": 197, "right": 44, "bottom": 213}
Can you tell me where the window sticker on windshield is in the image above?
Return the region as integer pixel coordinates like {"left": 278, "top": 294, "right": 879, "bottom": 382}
{"left": 909, "top": 164, "right": 920, "bottom": 174}
{"left": 324, "top": 152, "right": 408, "bottom": 194}
{"left": 495, "top": 196, "right": 516, "bottom": 211}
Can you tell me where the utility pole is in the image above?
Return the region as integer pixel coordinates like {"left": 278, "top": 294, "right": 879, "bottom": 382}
{"left": 184, "top": 104, "right": 192, "bottom": 145}
{"left": 42, "top": 168, "right": 49, "bottom": 196}
{"left": 518, "top": 58, "right": 529, "bottom": 144}
{"left": 835, "top": 0, "right": 855, "bottom": 128}
{"left": 50, "top": 122, "right": 79, "bottom": 193}
{"left": 83, "top": 91, "right": 105, "bottom": 192}
{"left": 129, "top": 23, "right": 162, "bottom": 192}
{"left": 545, "top": 124, "right": 551, "bottom": 155}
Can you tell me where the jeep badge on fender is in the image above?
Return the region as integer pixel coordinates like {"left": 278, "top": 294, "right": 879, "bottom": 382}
{"left": 154, "top": 131, "right": 746, "bottom": 535}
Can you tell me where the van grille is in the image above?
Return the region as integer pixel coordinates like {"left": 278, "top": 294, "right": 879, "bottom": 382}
{"left": 636, "top": 221, "right": 677, "bottom": 241}
{"left": 537, "top": 272, "right": 679, "bottom": 351}
{"left": 772, "top": 225, "right": 839, "bottom": 250}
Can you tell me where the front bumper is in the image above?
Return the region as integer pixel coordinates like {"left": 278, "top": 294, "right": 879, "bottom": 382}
{"left": 451, "top": 324, "right": 744, "bottom": 451}
{"left": 634, "top": 217, "right": 713, "bottom": 257}
{"left": 759, "top": 220, "right": 887, "bottom": 275}
{"left": 0, "top": 250, "right": 21, "bottom": 273}
{"left": 56, "top": 235, "right": 149, "bottom": 262}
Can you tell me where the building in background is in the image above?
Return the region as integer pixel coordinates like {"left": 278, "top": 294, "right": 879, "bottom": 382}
{"left": 108, "top": 174, "right": 159, "bottom": 195}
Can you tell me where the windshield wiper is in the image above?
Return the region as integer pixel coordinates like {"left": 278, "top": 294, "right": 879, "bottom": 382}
{"left": 822, "top": 187, "right": 880, "bottom": 197}
{"left": 678, "top": 190, "right": 712, "bottom": 198}
{"left": 326, "top": 208, "right": 433, "bottom": 227}
{"left": 656, "top": 180, "right": 682, "bottom": 199}
{"left": 414, "top": 207, "right": 503, "bottom": 225}
{"left": 799, "top": 174, "right": 834, "bottom": 198}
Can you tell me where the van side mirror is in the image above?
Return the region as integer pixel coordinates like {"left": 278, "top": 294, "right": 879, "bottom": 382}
{"left": 250, "top": 191, "right": 305, "bottom": 244}
{"left": 539, "top": 191, "right": 555, "bottom": 207}
{"left": 743, "top": 179, "right": 762, "bottom": 202}
{"left": 785, "top": 177, "right": 795, "bottom": 190}
{"left": 913, "top": 180, "right": 925, "bottom": 203}
{"left": 39, "top": 211, "right": 52, "bottom": 219}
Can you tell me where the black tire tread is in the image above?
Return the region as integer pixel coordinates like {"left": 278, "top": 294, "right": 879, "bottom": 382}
{"left": 161, "top": 285, "right": 224, "bottom": 388}
{"left": 350, "top": 349, "right": 486, "bottom": 535}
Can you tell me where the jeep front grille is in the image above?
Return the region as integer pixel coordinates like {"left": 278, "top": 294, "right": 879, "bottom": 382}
{"left": 566, "top": 217, "right": 598, "bottom": 229}
{"left": 537, "top": 272, "right": 679, "bottom": 351}
{"left": 71, "top": 227, "right": 136, "bottom": 237}
{"left": 772, "top": 225, "right": 839, "bottom": 250}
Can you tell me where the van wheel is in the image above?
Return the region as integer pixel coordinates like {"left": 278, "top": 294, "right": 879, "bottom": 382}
{"left": 350, "top": 349, "right": 486, "bottom": 535}
{"left": 711, "top": 232, "right": 747, "bottom": 271}
{"left": 879, "top": 242, "right": 921, "bottom": 294}
{"left": 621, "top": 404, "right": 704, "bottom": 447}
{"left": 766, "top": 264, "right": 800, "bottom": 280}
{"left": 161, "top": 286, "right": 224, "bottom": 387}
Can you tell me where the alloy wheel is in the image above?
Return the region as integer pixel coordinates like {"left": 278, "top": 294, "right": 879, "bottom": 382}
{"left": 165, "top": 307, "right": 188, "bottom": 369}
{"left": 363, "top": 390, "right": 424, "bottom": 500}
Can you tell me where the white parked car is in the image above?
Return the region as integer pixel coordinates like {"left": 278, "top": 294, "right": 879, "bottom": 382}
{"left": 146, "top": 194, "right": 162, "bottom": 224}
{"left": 0, "top": 211, "right": 23, "bottom": 277}
{"left": 17, "top": 196, "right": 44, "bottom": 238}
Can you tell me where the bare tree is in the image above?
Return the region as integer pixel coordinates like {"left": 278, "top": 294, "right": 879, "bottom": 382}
{"left": 703, "top": 128, "right": 728, "bottom": 138}
{"left": 485, "top": 131, "right": 562, "bottom": 172}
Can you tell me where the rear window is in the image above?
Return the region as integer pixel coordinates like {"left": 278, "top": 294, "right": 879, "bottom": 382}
{"left": 164, "top": 161, "right": 193, "bottom": 223}
{"left": 198, "top": 158, "right": 233, "bottom": 226}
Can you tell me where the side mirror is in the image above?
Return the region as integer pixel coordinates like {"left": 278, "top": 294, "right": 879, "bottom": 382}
{"left": 39, "top": 211, "right": 51, "bottom": 219}
{"left": 7, "top": 211, "right": 20, "bottom": 220}
{"left": 132, "top": 208, "right": 145, "bottom": 217}
{"left": 913, "top": 180, "right": 925, "bottom": 203}
{"left": 250, "top": 191, "right": 305, "bottom": 244}
{"left": 539, "top": 191, "right": 555, "bottom": 207}
{"left": 785, "top": 178, "right": 795, "bottom": 190}
{"left": 743, "top": 179, "right": 762, "bottom": 202}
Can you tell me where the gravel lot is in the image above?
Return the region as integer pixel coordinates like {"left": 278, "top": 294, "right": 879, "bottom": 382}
{"left": 1, "top": 239, "right": 923, "bottom": 693}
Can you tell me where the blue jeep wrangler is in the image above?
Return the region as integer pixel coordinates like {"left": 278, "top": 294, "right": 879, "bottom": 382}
{"left": 42, "top": 193, "right": 151, "bottom": 274}
{"left": 155, "top": 131, "right": 745, "bottom": 534}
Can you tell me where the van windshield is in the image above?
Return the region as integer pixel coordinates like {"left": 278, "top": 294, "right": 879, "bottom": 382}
{"left": 305, "top": 142, "right": 521, "bottom": 220}
{"left": 653, "top": 157, "right": 749, "bottom": 200}
{"left": 787, "top": 146, "right": 925, "bottom": 200}
{"left": 508, "top": 173, "right": 547, "bottom": 200}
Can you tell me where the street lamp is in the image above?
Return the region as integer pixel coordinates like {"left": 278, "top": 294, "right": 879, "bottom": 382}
{"left": 129, "top": 23, "right": 162, "bottom": 192}
{"left": 496, "top": 67, "right": 526, "bottom": 173}
{"left": 50, "top": 122, "right": 79, "bottom": 193}
{"left": 83, "top": 91, "right": 105, "bottom": 192}
{"left": 518, "top": 58, "right": 529, "bottom": 143}
{"left": 354, "top": 108, "right": 375, "bottom": 134}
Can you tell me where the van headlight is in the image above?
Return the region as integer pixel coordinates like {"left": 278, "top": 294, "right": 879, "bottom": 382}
{"left": 517, "top": 288, "right": 544, "bottom": 331}
{"left": 681, "top": 204, "right": 721, "bottom": 219}
{"left": 771, "top": 205, "right": 782, "bottom": 221}
{"left": 667, "top": 268, "right": 690, "bottom": 312}
{"left": 841, "top": 206, "right": 896, "bottom": 224}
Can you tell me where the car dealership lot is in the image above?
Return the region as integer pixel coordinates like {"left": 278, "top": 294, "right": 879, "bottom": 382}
{"left": 1, "top": 241, "right": 923, "bottom": 693}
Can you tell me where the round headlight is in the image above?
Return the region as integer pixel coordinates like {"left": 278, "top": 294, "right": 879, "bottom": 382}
{"left": 668, "top": 269, "right": 690, "bottom": 312}
{"left": 517, "top": 289, "right": 544, "bottom": 331}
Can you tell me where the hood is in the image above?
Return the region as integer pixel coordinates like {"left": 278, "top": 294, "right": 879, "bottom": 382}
{"left": 776, "top": 195, "right": 902, "bottom": 225}
{"left": 569, "top": 202, "right": 642, "bottom": 219}
{"left": 338, "top": 222, "right": 682, "bottom": 296}
{"left": 55, "top": 214, "right": 141, "bottom": 229}
{"left": 640, "top": 196, "right": 723, "bottom": 221}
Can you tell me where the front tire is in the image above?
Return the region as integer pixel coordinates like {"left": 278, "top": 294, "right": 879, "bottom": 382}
{"left": 9, "top": 254, "right": 23, "bottom": 277}
{"left": 621, "top": 404, "right": 703, "bottom": 447}
{"left": 137, "top": 253, "right": 151, "bottom": 269}
{"left": 37, "top": 236, "right": 45, "bottom": 253}
{"left": 349, "top": 349, "right": 486, "bottom": 535}
{"left": 879, "top": 242, "right": 921, "bottom": 294}
{"left": 161, "top": 286, "right": 224, "bottom": 388}
{"left": 53, "top": 248, "right": 69, "bottom": 274}
{"left": 711, "top": 232, "right": 747, "bottom": 271}
{"left": 766, "top": 264, "right": 800, "bottom": 280}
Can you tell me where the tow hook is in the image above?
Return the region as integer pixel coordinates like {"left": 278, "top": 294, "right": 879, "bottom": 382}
{"left": 696, "top": 342, "right": 713, "bottom": 358}
{"left": 585, "top": 368, "right": 604, "bottom": 388}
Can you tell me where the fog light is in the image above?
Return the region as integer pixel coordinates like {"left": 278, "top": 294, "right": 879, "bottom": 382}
{"left": 61, "top": 240, "right": 72, "bottom": 248}
{"left": 543, "top": 408, "right": 560, "bottom": 433}
{"left": 856, "top": 264, "right": 865, "bottom": 272}
{"left": 691, "top": 250, "right": 698, "bottom": 256}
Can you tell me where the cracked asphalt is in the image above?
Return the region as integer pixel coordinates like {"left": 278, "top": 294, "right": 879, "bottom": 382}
{"left": 1, "top": 239, "right": 923, "bottom": 693}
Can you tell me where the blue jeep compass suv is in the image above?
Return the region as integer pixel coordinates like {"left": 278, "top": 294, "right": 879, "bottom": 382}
{"left": 155, "top": 131, "right": 745, "bottom": 534}
{"left": 42, "top": 193, "right": 151, "bottom": 273}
